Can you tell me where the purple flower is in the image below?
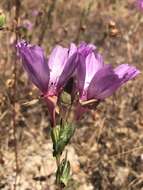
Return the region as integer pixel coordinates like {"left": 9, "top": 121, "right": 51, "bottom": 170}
{"left": 137, "top": 0, "right": 143, "bottom": 10}
{"left": 23, "top": 20, "right": 33, "bottom": 30}
{"left": 17, "top": 41, "right": 78, "bottom": 126}
{"left": 77, "top": 42, "right": 140, "bottom": 103}
{"left": 31, "top": 10, "right": 39, "bottom": 17}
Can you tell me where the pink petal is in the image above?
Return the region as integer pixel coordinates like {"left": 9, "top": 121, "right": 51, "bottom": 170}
{"left": 48, "top": 45, "right": 69, "bottom": 84}
{"left": 17, "top": 41, "right": 49, "bottom": 93}
{"left": 114, "top": 64, "right": 140, "bottom": 83}
{"left": 77, "top": 43, "right": 104, "bottom": 99}
{"left": 87, "top": 65, "right": 121, "bottom": 100}
{"left": 57, "top": 43, "right": 78, "bottom": 90}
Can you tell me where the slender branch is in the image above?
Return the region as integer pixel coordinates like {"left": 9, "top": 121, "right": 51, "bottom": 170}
{"left": 38, "top": 0, "right": 57, "bottom": 45}
{"left": 12, "top": 1, "right": 21, "bottom": 189}
{"left": 75, "top": 0, "right": 94, "bottom": 42}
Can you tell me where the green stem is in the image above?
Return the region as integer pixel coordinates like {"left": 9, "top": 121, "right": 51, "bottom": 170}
{"left": 56, "top": 154, "right": 60, "bottom": 168}
{"left": 56, "top": 154, "right": 62, "bottom": 189}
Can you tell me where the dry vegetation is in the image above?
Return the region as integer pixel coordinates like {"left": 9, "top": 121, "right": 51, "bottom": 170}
{"left": 0, "top": 0, "right": 143, "bottom": 189}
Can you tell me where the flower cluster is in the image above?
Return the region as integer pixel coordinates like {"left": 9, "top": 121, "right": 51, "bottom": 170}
{"left": 17, "top": 41, "right": 140, "bottom": 126}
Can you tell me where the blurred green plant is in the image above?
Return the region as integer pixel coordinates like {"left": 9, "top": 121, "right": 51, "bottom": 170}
{"left": 0, "top": 10, "right": 6, "bottom": 29}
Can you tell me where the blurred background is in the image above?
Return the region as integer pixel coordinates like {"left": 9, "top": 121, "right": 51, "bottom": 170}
{"left": 0, "top": 0, "right": 143, "bottom": 189}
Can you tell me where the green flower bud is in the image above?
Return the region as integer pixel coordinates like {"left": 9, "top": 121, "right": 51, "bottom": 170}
{"left": 61, "top": 91, "right": 71, "bottom": 105}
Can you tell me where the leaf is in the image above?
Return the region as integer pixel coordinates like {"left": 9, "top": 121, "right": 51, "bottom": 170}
{"left": 56, "top": 153, "right": 71, "bottom": 187}
{"left": 51, "top": 123, "right": 76, "bottom": 156}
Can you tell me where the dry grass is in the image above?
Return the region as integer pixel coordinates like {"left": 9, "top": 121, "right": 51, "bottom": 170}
{"left": 0, "top": 0, "right": 143, "bottom": 189}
